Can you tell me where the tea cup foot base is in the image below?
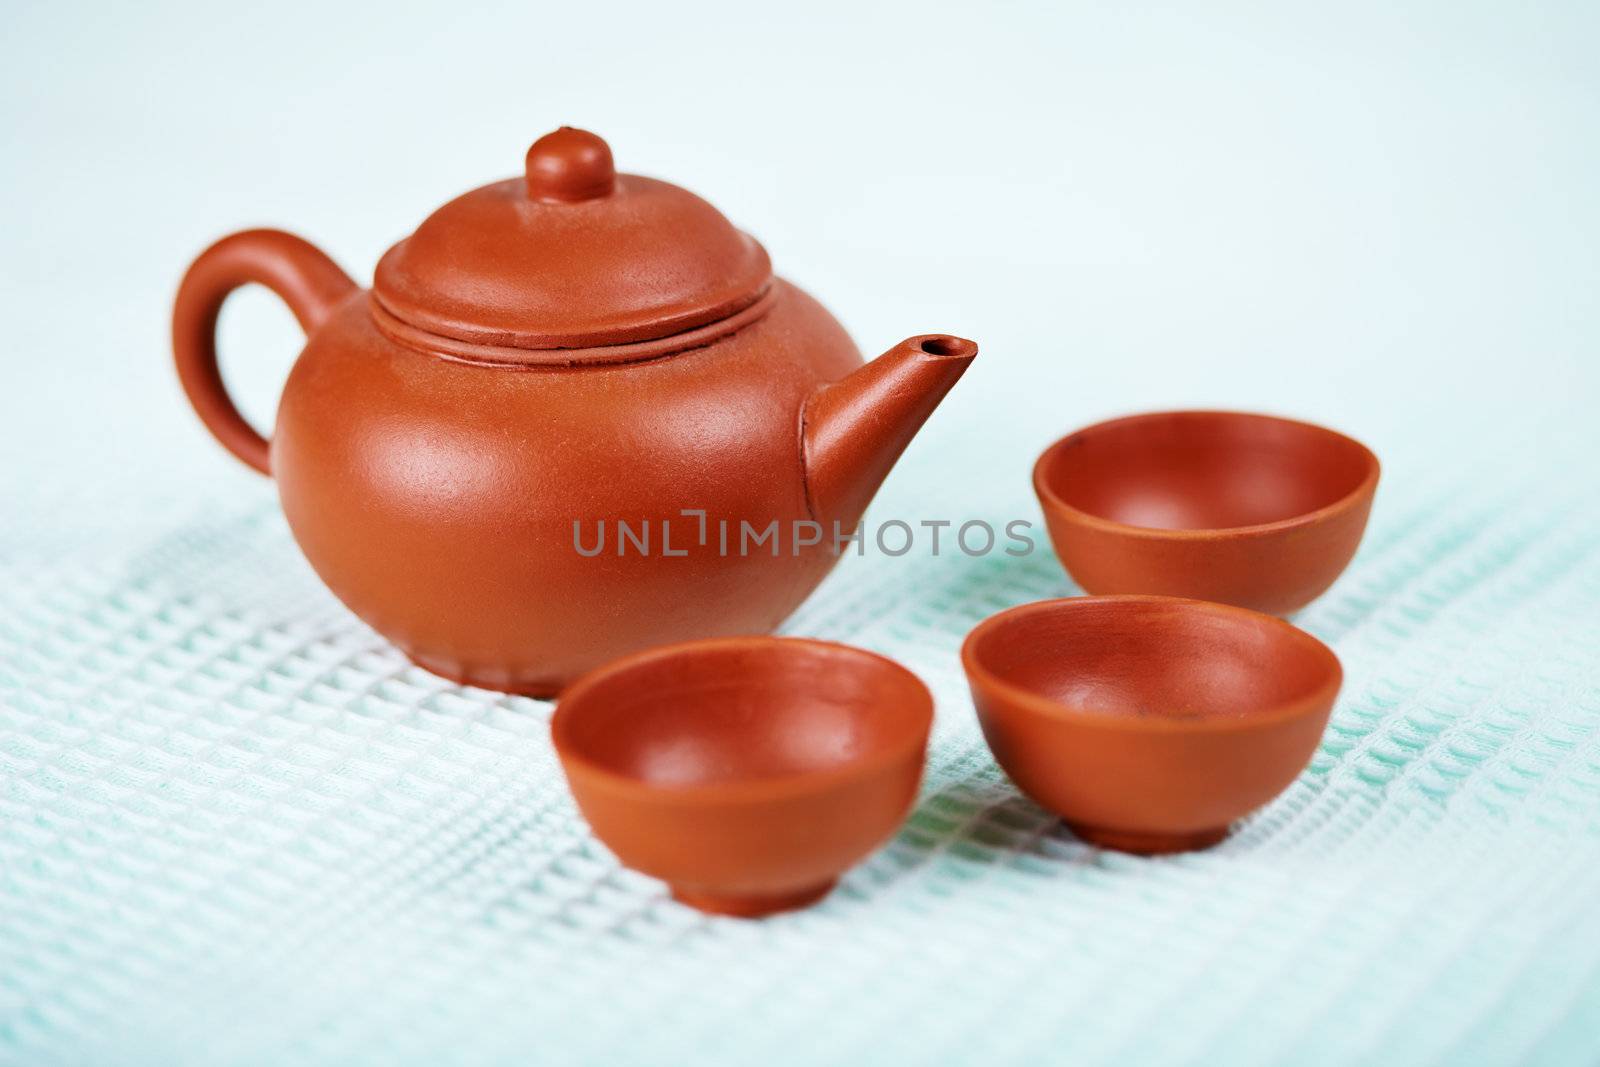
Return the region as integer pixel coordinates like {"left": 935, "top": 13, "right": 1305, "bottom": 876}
{"left": 670, "top": 880, "right": 837, "bottom": 918}
{"left": 1067, "top": 822, "right": 1229, "bottom": 855}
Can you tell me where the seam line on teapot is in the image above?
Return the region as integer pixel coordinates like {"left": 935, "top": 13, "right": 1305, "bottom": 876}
{"left": 368, "top": 287, "right": 778, "bottom": 370}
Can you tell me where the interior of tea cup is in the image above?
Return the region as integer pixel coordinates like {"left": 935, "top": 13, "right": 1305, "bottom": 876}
{"left": 966, "top": 597, "right": 1339, "bottom": 724}
{"left": 1038, "top": 411, "right": 1376, "bottom": 531}
{"left": 555, "top": 639, "right": 931, "bottom": 788}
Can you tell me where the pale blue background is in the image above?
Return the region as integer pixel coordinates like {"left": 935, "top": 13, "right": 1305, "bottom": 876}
{"left": 2, "top": 2, "right": 1598, "bottom": 1064}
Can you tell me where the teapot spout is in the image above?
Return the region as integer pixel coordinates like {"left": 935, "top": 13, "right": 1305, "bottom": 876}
{"left": 801, "top": 334, "right": 978, "bottom": 530}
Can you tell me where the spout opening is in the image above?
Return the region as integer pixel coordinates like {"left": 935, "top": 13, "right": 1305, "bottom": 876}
{"left": 916, "top": 335, "right": 978, "bottom": 359}
{"left": 802, "top": 331, "right": 978, "bottom": 527}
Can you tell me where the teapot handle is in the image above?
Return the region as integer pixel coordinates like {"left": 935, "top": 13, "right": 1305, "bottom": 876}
{"left": 172, "top": 229, "right": 355, "bottom": 476}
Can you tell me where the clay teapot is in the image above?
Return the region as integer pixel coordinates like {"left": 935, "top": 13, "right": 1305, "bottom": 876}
{"left": 173, "top": 127, "right": 977, "bottom": 695}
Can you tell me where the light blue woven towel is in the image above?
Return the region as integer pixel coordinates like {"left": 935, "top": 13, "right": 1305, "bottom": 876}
{"left": 3, "top": 418, "right": 1599, "bottom": 1066}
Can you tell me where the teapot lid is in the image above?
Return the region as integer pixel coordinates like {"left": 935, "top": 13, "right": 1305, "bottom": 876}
{"left": 373, "top": 127, "right": 773, "bottom": 351}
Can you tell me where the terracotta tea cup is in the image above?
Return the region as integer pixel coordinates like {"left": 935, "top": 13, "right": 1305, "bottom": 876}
{"left": 1033, "top": 411, "right": 1380, "bottom": 615}
{"left": 552, "top": 636, "right": 933, "bottom": 917}
{"left": 962, "top": 596, "right": 1340, "bottom": 854}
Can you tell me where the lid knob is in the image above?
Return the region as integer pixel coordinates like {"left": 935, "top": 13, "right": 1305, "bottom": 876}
{"left": 525, "top": 127, "right": 616, "bottom": 203}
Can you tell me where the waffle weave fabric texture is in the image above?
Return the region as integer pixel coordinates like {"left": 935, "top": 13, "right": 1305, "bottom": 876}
{"left": 9, "top": 0, "right": 1600, "bottom": 1058}
{"left": 3, "top": 388, "right": 1599, "bottom": 1066}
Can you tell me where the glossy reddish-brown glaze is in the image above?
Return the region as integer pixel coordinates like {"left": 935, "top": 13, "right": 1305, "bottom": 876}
{"left": 1034, "top": 411, "right": 1379, "bottom": 615}
{"left": 552, "top": 637, "right": 932, "bottom": 916}
{"left": 963, "top": 596, "right": 1341, "bottom": 853}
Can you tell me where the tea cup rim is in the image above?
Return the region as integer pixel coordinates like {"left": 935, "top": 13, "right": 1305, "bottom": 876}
{"left": 961, "top": 595, "right": 1343, "bottom": 735}
{"left": 1032, "top": 409, "right": 1381, "bottom": 541}
{"left": 552, "top": 635, "right": 934, "bottom": 805}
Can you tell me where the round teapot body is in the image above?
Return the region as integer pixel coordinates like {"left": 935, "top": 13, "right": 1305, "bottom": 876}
{"left": 172, "top": 132, "right": 976, "bottom": 696}
{"left": 273, "top": 280, "right": 861, "bottom": 695}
